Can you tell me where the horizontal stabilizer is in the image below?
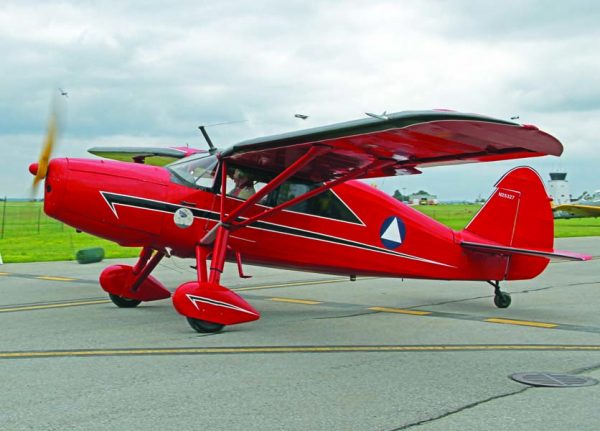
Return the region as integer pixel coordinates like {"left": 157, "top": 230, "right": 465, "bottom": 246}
{"left": 461, "top": 241, "right": 592, "bottom": 261}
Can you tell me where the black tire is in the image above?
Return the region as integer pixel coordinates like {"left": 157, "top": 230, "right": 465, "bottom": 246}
{"left": 186, "top": 317, "right": 225, "bottom": 333}
{"left": 109, "top": 293, "right": 142, "bottom": 308}
{"left": 494, "top": 292, "right": 512, "bottom": 309}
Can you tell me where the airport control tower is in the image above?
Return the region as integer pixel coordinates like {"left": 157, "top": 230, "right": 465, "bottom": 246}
{"left": 547, "top": 172, "right": 570, "bottom": 205}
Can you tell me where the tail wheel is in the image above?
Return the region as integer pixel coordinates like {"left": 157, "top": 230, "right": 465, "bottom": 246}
{"left": 186, "top": 317, "right": 225, "bottom": 333}
{"left": 488, "top": 280, "right": 512, "bottom": 309}
{"left": 494, "top": 292, "right": 512, "bottom": 308}
{"left": 109, "top": 293, "right": 142, "bottom": 308}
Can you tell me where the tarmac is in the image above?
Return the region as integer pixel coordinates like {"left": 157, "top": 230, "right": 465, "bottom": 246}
{"left": 0, "top": 236, "right": 599, "bottom": 430}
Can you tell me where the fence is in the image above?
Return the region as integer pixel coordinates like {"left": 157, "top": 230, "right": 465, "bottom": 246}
{"left": 0, "top": 198, "right": 66, "bottom": 239}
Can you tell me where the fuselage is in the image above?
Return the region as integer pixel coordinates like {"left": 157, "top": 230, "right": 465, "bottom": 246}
{"left": 44, "top": 157, "right": 509, "bottom": 281}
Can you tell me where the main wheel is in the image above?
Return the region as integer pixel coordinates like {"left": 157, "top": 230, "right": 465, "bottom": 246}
{"left": 186, "top": 317, "right": 225, "bottom": 333}
{"left": 109, "top": 293, "right": 142, "bottom": 308}
{"left": 494, "top": 292, "right": 512, "bottom": 308}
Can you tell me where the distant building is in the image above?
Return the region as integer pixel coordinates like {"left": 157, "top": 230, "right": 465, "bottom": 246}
{"left": 547, "top": 172, "right": 570, "bottom": 205}
{"left": 410, "top": 192, "right": 438, "bottom": 205}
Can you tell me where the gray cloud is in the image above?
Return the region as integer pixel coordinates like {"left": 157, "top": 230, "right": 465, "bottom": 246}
{"left": 433, "top": 0, "right": 600, "bottom": 41}
{"left": 1, "top": 0, "right": 600, "bottom": 199}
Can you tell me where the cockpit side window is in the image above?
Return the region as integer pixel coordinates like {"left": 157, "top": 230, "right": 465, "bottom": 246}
{"left": 224, "top": 165, "right": 269, "bottom": 200}
{"left": 167, "top": 158, "right": 360, "bottom": 223}
{"left": 269, "top": 181, "right": 360, "bottom": 224}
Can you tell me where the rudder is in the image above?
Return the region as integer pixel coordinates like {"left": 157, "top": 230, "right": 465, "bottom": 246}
{"left": 462, "top": 166, "right": 554, "bottom": 279}
{"left": 465, "top": 166, "right": 553, "bottom": 250}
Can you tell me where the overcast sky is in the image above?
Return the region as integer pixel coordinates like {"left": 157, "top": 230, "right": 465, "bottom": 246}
{"left": 1, "top": 0, "right": 599, "bottom": 200}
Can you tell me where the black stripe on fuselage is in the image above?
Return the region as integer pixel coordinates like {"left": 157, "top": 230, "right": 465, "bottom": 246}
{"left": 100, "top": 191, "right": 451, "bottom": 267}
{"left": 102, "top": 192, "right": 218, "bottom": 221}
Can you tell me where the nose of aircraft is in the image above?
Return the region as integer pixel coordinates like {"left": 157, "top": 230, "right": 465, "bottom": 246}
{"left": 29, "top": 162, "right": 39, "bottom": 176}
{"left": 41, "top": 158, "right": 69, "bottom": 219}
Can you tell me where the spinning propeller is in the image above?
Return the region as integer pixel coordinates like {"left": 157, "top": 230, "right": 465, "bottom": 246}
{"left": 30, "top": 97, "right": 62, "bottom": 193}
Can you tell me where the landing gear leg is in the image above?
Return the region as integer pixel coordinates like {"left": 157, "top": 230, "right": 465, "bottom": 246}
{"left": 488, "top": 280, "right": 511, "bottom": 308}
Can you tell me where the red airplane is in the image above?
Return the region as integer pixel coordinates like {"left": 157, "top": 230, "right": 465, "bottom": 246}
{"left": 29, "top": 109, "right": 590, "bottom": 333}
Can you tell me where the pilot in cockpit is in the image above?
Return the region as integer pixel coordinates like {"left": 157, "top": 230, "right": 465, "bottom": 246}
{"left": 229, "top": 168, "right": 256, "bottom": 200}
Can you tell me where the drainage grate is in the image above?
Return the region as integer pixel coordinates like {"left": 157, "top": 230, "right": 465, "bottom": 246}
{"left": 510, "top": 372, "right": 599, "bottom": 388}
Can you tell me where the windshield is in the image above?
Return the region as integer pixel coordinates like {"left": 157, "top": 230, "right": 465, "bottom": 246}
{"left": 166, "top": 154, "right": 219, "bottom": 189}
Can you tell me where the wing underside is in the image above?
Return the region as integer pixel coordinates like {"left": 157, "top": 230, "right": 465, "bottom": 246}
{"left": 222, "top": 110, "right": 563, "bottom": 182}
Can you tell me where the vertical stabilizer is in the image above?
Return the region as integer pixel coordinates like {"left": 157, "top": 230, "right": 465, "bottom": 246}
{"left": 461, "top": 167, "right": 554, "bottom": 279}
{"left": 464, "top": 166, "right": 553, "bottom": 250}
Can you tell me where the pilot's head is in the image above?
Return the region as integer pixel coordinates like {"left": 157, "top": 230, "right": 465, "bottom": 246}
{"left": 232, "top": 168, "right": 251, "bottom": 186}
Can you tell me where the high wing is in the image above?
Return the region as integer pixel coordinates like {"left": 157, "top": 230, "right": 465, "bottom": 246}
{"left": 221, "top": 110, "right": 563, "bottom": 182}
{"left": 89, "top": 146, "right": 204, "bottom": 166}
{"left": 553, "top": 204, "right": 600, "bottom": 217}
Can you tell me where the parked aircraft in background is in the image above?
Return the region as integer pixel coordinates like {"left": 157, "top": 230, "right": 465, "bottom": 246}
{"left": 553, "top": 191, "right": 600, "bottom": 218}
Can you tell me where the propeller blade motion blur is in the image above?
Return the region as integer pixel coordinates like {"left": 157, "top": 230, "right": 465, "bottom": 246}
{"left": 32, "top": 96, "right": 62, "bottom": 192}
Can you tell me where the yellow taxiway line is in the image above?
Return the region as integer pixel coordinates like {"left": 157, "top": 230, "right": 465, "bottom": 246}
{"left": 0, "top": 273, "right": 567, "bottom": 331}
{"left": 269, "top": 297, "right": 323, "bottom": 305}
{"left": 2, "top": 344, "right": 600, "bottom": 359}
{"left": 36, "top": 276, "right": 76, "bottom": 281}
{"left": 235, "top": 277, "right": 361, "bottom": 291}
{"left": 369, "top": 306, "right": 431, "bottom": 316}
{"left": 0, "top": 299, "right": 110, "bottom": 313}
{"left": 485, "top": 318, "right": 558, "bottom": 328}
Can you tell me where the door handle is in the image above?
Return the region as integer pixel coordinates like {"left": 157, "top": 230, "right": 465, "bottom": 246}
{"left": 180, "top": 201, "right": 197, "bottom": 207}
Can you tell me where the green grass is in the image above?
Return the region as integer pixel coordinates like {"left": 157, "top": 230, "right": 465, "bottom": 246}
{"left": 0, "top": 201, "right": 139, "bottom": 263}
{"left": 413, "top": 204, "right": 479, "bottom": 230}
{"left": 0, "top": 201, "right": 598, "bottom": 264}
{"left": 414, "top": 204, "right": 600, "bottom": 237}
{"left": 553, "top": 218, "right": 600, "bottom": 237}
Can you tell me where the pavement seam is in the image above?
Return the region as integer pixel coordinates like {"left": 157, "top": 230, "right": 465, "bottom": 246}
{"left": 401, "top": 279, "right": 600, "bottom": 310}
{"left": 388, "top": 386, "right": 530, "bottom": 430}
{"left": 5, "top": 292, "right": 600, "bottom": 336}
{"left": 313, "top": 311, "right": 377, "bottom": 320}
{"left": 570, "top": 361, "right": 600, "bottom": 375}
{"left": 391, "top": 359, "right": 600, "bottom": 430}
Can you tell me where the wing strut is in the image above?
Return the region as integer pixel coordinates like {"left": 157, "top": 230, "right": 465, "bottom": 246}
{"left": 202, "top": 144, "right": 330, "bottom": 283}
{"left": 172, "top": 146, "right": 395, "bottom": 330}
{"left": 199, "top": 145, "right": 329, "bottom": 246}
{"left": 223, "top": 145, "right": 330, "bottom": 224}
{"left": 231, "top": 157, "right": 396, "bottom": 230}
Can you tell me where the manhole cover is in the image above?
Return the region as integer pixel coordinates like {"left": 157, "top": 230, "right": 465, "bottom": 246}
{"left": 510, "top": 372, "right": 599, "bottom": 387}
